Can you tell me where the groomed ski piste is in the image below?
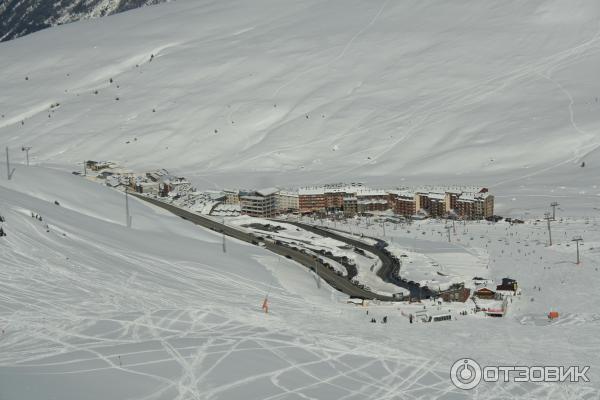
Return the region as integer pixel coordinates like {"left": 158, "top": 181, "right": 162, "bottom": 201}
{"left": 1, "top": 166, "right": 599, "bottom": 399}
{"left": 1, "top": 0, "right": 600, "bottom": 398}
{"left": 0, "top": 0, "right": 599, "bottom": 191}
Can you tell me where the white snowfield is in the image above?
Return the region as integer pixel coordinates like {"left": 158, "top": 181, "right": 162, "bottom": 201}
{"left": 0, "top": 0, "right": 599, "bottom": 205}
{"left": 314, "top": 218, "right": 490, "bottom": 292}
{"left": 1, "top": 167, "right": 600, "bottom": 399}
{"left": 1, "top": 0, "right": 600, "bottom": 398}
{"left": 228, "top": 216, "right": 351, "bottom": 277}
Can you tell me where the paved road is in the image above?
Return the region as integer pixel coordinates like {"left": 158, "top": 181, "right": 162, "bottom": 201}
{"left": 130, "top": 194, "right": 394, "bottom": 301}
{"left": 281, "top": 220, "right": 435, "bottom": 299}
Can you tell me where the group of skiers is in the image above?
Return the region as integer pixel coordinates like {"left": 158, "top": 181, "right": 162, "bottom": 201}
{"left": 366, "top": 310, "right": 388, "bottom": 324}
{"left": 31, "top": 212, "right": 52, "bottom": 232}
{"left": 0, "top": 212, "right": 49, "bottom": 237}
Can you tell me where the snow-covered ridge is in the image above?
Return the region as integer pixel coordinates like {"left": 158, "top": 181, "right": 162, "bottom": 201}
{"left": 0, "top": 0, "right": 599, "bottom": 205}
{"left": 2, "top": 167, "right": 600, "bottom": 398}
{"left": 0, "top": 0, "right": 170, "bottom": 42}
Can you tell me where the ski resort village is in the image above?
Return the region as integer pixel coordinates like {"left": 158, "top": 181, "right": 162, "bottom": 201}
{"left": 3, "top": 158, "right": 598, "bottom": 399}
{"left": 2, "top": 0, "right": 600, "bottom": 398}
{"left": 76, "top": 160, "right": 552, "bottom": 321}
{"left": 84, "top": 160, "right": 496, "bottom": 220}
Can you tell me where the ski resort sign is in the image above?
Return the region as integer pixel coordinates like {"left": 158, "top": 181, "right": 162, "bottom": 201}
{"left": 450, "top": 358, "right": 590, "bottom": 390}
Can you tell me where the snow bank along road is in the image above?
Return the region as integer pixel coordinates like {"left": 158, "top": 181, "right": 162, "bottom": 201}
{"left": 131, "top": 193, "right": 394, "bottom": 301}
{"left": 3, "top": 167, "right": 600, "bottom": 399}
{"left": 282, "top": 221, "right": 434, "bottom": 299}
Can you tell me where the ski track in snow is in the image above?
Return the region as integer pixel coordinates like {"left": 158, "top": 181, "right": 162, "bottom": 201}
{"left": 1, "top": 170, "right": 600, "bottom": 399}
{"left": 272, "top": 0, "right": 390, "bottom": 99}
{"left": 1, "top": 0, "right": 600, "bottom": 193}
{"left": 2, "top": 2, "right": 600, "bottom": 397}
{"left": 320, "top": 20, "right": 600, "bottom": 184}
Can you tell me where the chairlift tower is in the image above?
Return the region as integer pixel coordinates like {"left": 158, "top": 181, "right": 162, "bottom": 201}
{"left": 550, "top": 202, "right": 560, "bottom": 221}
{"left": 21, "top": 146, "right": 32, "bottom": 166}
{"left": 315, "top": 259, "right": 320, "bottom": 288}
{"left": 544, "top": 212, "right": 552, "bottom": 246}
{"left": 124, "top": 185, "right": 132, "bottom": 228}
{"left": 572, "top": 236, "right": 583, "bottom": 265}
{"left": 5, "top": 147, "right": 9, "bottom": 180}
{"left": 5, "top": 147, "right": 13, "bottom": 180}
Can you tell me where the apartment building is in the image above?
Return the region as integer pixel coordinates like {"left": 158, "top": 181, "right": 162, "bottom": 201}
{"left": 240, "top": 188, "right": 278, "bottom": 217}
{"left": 388, "top": 187, "right": 494, "bottom": 220}
{"left": 298, "top": 187, "right": 327, "bottom": 214}
{"left": 388, "top": 191, "right": 416, "bottom": 217}
{"left": 276, "top": 191, "right": 299, "bottom": 212}
{"left": 415, "top": 192, "right": 446, "bottom": 218}
{"left": 223, "top": 189, "right": 241, "bottom": 205}
{"left": 297, "top": 184, "right": 494, "bottom": 220}
{"left": 343, "top": 196, "right": 358, "bottom": 216}
{"left": 299, "top": 183, "right": 389, "bottom": 215}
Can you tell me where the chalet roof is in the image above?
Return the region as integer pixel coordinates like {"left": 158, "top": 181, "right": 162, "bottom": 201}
{"left": 460, "top": 191, "right": 491, "bottom": 201}
{"left": 355, "top": 188, "right": 387, "bottom": 197}
{"left": 299, "top": 183, "right": 377, "bottom": 196}
{"left": 240, "top": 195, "right": 260, "bottom": 201}
{"left": 205, "top": 191, "right": 226, "bottom": 200}
{"left": 388, "top": 189, "right": 415, "bottom": 198}
{"left": 357, "top": 199, "right": 388, "bottom": 205}
{"left": 278, "top": 190, "right": 298, "bottom": 197}
{"left": 299, "top": 187, "right": 325, "bottom": 195}
{"left": 256, "top": 187, "right": 279, "bottom": 197}
{"left": 138, "top": 181, "right": 158, "bottom": 187}
{"left": 427, "top": 193, "right": 446, "bottom": 200}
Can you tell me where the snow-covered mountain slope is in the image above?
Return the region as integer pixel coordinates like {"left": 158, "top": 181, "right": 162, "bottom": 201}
{"left": 2, "top": 3, "right": 600, "bottom": 397}
{"left": 1, "top": 167, "right": 600, "bottom": 399}
{"left": 0, "top": 167, "right": 344, "bottom": 398}
{"left": 0, "top": 0, "right": 169, "bottom": 42}
{"left": 1, "top": 0, "right": 599, "bottom": 198}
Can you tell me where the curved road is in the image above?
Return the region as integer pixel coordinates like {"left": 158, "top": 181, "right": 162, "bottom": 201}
{"left": 130, "top": 194, "right": 395, "bottom": 301}
{"left": 281, "top": 221, "right": 435, "bottom": 299}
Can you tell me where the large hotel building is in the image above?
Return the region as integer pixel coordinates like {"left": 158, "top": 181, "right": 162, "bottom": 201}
{"left": 298, "top": 184, "right": 494, "bottom": 220}
{"left": 234, "top": 182, "right": 494, "bottom": 220}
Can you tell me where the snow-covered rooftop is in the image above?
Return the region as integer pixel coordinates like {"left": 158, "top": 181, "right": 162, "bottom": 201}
{"left": 256, "top": 187, "right": 280, "bottom": 197}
